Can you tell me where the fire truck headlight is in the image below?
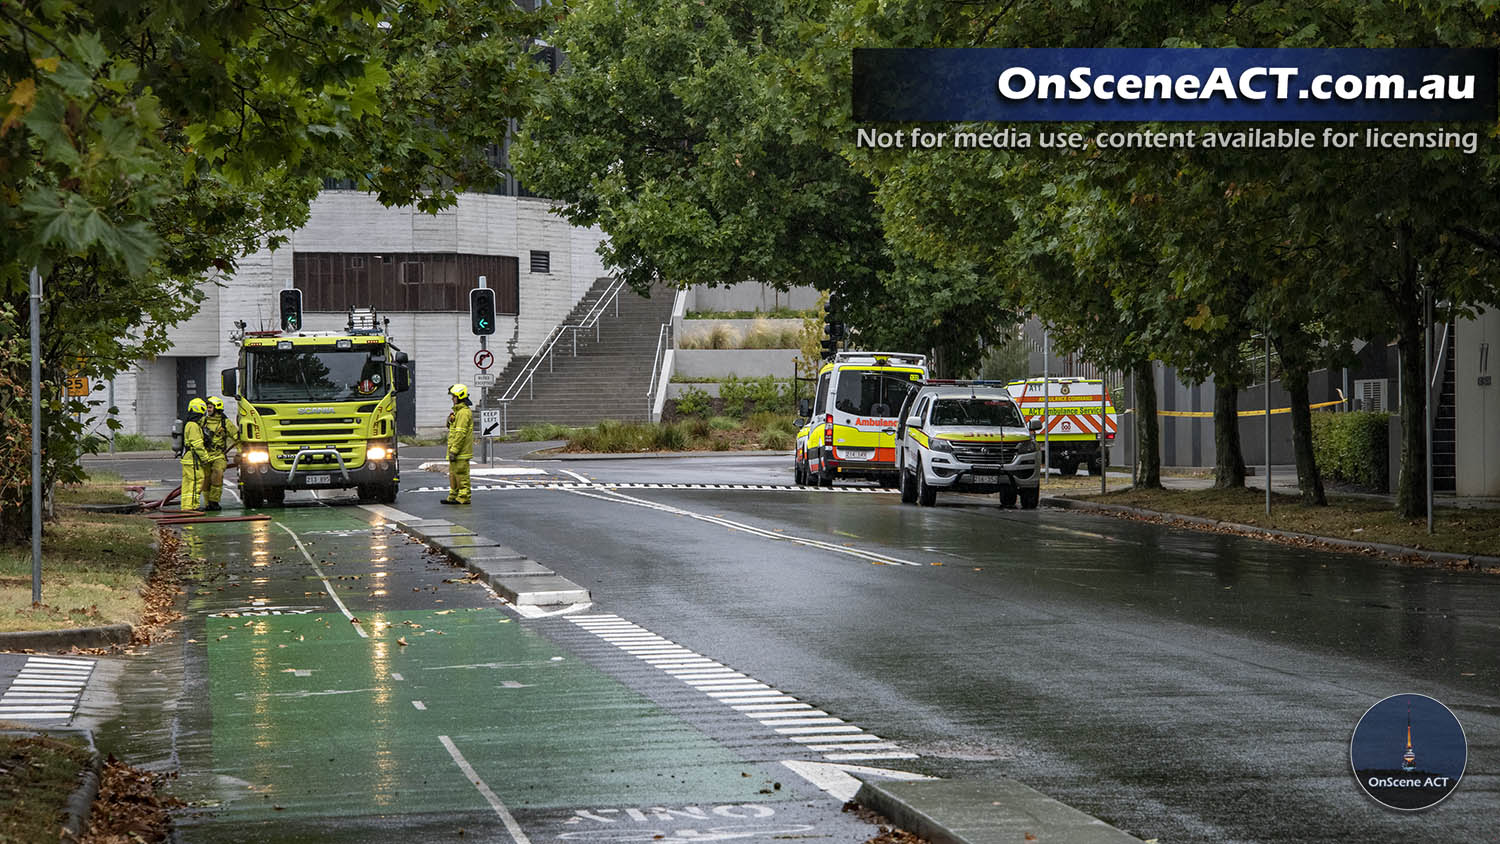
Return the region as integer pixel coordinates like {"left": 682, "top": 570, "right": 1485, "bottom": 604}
{"left": 366, "top": 444, "right": 388, "bottom": 461}
{"left": 1015, "top": 439, "right": 1037, "bottom": 454}
{"left": 243, "top": 449, "right": 270, "bottom": 465}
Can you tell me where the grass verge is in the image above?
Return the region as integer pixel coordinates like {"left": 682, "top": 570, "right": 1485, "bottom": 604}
{"left": 0, "top": 505, "right": 155, "bottom": 633}
{"left": 1072, "top": 486, "right": 1500, "bottom": 560}
{"left": 536, "top": 415, "right": 798, "bottom": 453}
{"left": 0, "top": 733, "right": 93, "bottom": 843}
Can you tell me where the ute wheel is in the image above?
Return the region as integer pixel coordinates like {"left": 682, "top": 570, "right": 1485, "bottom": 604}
{"left": 1020, "top": 487, "right": 1040, "bottom": 510}
{"left": 242, "top": 487, "right": 263, "bottom": 509}
{"left": 1000, "top": 488, "right": 1018, "bottom": 508}
{"left": 916, "top": 460, "right": 936, "bottom": 507}
{"left": 899, "top": 465, "right": 918, "bottom": 504}
{"left": 377, "top": 483, "right": 399, "bottom": 505}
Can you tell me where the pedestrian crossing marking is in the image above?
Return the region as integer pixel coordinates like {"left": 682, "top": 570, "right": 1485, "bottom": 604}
{"left": 567, "top": 614, "right": 918, "bottom": 763}
{"left": 0, "top": 656, "right": 94, "bottom": 721}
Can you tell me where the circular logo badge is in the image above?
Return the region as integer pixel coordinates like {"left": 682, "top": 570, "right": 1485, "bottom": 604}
{"left": 1351, "top": 693, "right": 1466, "bottom": 811}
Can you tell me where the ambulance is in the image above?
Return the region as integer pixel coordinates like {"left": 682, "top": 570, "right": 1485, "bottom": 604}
{"left": 1005, "top": 377, "right": 1117, "bottom": 476}
{"left": 794, "top": 352, "right": 928, "bottom": 487}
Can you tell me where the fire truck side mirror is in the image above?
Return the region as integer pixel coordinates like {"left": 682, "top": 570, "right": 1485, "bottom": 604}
{"left": 393, "top": 353, "right": 410, "bottom": 393}
{"left": 221, "top": 368, "right": 237, "bottom": 396}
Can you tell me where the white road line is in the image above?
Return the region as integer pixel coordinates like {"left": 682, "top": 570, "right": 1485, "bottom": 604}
{"left": 826, "top": 752, "right": 920, "bottom": 761}
{"left": 0, "top": 712, "right": 71, "bottom": 720}
{"left": 412, "top": 701, "right": 427, "bottom": 711}
{"left": 275, "top": 522, "right": 367, "bottom": 638}
{"left": 776, "top": 725, "right": 863, "bottom": 735}
{"left": 568, "top": 614, "right": 918, "bottom": 763}
{"left": 391, "top": 673, "right": 404, "bottom": 681}
{"left": 560, "top": 485, "right": 922, "bottom": 566}
{"left": 439, "top": 736, "right": 531, "bottom": 844}
{"left": 27, "top": 658, "right": 93, "bottom": 666}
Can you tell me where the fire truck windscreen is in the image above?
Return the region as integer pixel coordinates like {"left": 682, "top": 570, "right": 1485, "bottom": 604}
{"left": 245, "top": 347, "right": 388, "bottom": 402}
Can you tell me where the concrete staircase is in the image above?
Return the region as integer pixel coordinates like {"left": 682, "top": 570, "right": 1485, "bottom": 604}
{"left": 490, "top": 279, "right": 677, "bottom": 430}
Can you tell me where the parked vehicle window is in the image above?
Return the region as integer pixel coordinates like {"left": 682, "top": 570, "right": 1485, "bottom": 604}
{"left": 835, "top": 370, "right": 916, "bottom": 417}
{"left": 814, "top": 372, "right": 831, "bottom": 414}
{"left": 929, "top": 398, "right": 1023, "bottom": 428}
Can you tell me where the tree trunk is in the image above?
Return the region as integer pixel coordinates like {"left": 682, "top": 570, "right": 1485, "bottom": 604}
{"left": 1213, "top": 381, "right": 1246, "bottom": 489}
{"left": 1133, "top": 359, "right": 1162, "bottom": 489}
{"left": 1279, "top": 359, "right": 1326, "bottom": 506}
{"left": 1394, "top": 309, "right": 1427, "bottom": 519}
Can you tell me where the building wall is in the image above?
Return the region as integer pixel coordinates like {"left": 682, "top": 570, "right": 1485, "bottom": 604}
{"left": 1455, "top": 307, "right": 1500, "bottom": 496}
{"left": 124, "top": 191, "right": 608, "bottom": 436}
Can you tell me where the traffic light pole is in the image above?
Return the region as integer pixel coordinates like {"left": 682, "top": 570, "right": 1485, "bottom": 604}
{"left": 29, "top": 267, "right": 43, "bottom": 604}
{"left": 479, "top": 276, "right": 489, "bottom": 465}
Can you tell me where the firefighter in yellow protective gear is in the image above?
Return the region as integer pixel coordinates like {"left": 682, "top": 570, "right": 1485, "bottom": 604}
{"left": 441, "top": 384, "right": 473, "bottom": 505}
{"left": 201, "top": 396, "right": 238, "bottom": 511}
{"left": 180, "top": 398, "right": 211, "bottom": 511}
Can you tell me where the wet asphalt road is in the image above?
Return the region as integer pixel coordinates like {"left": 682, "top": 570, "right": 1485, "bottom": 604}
{"left": 80, "top": 451, "right": 1500, "bottom": 842}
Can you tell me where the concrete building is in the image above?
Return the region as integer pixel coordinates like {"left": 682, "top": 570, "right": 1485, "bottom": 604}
{"left": 105, "top": 190, "right": 609, "bottom": 437}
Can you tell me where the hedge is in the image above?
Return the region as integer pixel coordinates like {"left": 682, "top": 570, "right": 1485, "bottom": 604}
{"left": 1310, "top": 411, "right": 1390, "bottom": 491}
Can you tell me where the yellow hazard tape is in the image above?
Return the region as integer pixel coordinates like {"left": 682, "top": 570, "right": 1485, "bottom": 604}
{"left": 1155, "top": 398, "right": 1346, "bottom": 418}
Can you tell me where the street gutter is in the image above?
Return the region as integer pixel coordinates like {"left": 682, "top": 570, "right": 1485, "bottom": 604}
{"left": 1043, "top": 495, "right": 1500, "bottom": 571}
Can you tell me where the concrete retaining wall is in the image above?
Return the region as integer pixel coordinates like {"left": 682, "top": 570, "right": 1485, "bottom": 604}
{"left": 686, "top": 283, "right": 818, "bottom": 313}
{"left": 673, "top": 349, "right": 800, "bottom": 380}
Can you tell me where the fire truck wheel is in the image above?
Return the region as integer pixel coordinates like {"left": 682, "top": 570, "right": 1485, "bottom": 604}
{"left": 916, "top": 460, "right": 936, "bottom": 507}
{"left": 265, "top": 488, "right": 286, "bottom": 507}
{"left": 242, "top": 487, "right": 263, "bottom": 509}
{"left": 1020, "top": 487, "right": 1040, "bottom": 510}
{"left": 999, "top": 488, "right": 1017, "bottom": 508}
{"left": 377, "top": 484, "right": 398, "bottom": 505}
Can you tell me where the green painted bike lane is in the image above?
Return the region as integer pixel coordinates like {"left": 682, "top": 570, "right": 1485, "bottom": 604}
{"left": 171, "top": 505, "right": 838, "bottom": 842}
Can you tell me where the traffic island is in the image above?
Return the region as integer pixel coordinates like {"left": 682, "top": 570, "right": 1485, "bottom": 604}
{"left": 854, "top": 777, "right": 1141, "bottom": 844}
{"left": 387, "top": 517, "right": 592, "bottom": 606}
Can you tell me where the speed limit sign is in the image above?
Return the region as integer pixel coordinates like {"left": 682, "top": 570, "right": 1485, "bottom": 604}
{"left": 473, "top": 349, "right": 494, "bottom": 371}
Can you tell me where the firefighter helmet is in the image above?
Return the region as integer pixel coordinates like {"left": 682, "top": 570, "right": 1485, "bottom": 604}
{"left": 449, "top": 384, "right": 468, "bottom": 401}
{"left": 187, "top": 397, "right": 208, "bottom": 415}
{"left": 208, "top": 396, "right": 225, "bottom": 411}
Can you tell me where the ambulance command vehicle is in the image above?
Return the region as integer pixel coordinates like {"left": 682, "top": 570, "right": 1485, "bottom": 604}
{"left": 1005, "top": 377, "right": 1118, "bottom": 476}
{"left": 794, "top": 352, "right": 928, "bottom": 487}
{"left": 222, "top": 309, "right": 410, "bottom": 507}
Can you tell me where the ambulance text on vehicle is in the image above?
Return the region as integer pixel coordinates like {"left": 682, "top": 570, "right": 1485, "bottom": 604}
{"left": 794, "top": 351, "right": 928, "bottom": 487}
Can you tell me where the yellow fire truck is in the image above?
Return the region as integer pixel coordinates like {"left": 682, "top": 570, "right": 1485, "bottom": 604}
{"left": 222, "top": 309, "right": 410, "bottom": 507}
{"left": 795, "top": 352, "right": 928, "bottom": 487}
{"left": 1005, "top": 377, "right": 1117, "bottom": 476}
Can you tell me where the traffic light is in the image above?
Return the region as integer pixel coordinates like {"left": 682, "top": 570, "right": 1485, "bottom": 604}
{"left": 470, "top": 287, "right": 497, "bottom": 335}
{"left": 279, "top": 289, "right": 303, "bottom": 332}
{"left": 820, "top": 336, "right": 839, "bottom": 359}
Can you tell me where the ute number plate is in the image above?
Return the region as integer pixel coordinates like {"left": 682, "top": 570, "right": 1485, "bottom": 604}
{"left": 306, "top": 474, "right": 331, "bottom": 485}
{"left": 972, "top": 472, "right": 999, "bottom": 484}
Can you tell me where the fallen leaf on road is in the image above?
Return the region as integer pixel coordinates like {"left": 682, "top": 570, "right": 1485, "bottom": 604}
{"left": 217, "top": 635, "right": 228, "bottom": 640}
{"left": 397, "top": 637, "right": 409, "bottom": 646}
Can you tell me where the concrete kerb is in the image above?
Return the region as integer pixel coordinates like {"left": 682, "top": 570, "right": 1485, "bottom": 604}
{"left": 0, "top": 624, "right": 133, "bottom": 652}
{"left": 854, "top": 777, "right": 1141, "bottom": 844}
{"left": 1043, "top": 496, "right": 1500, "bottom": 571}
{"left": 0, "top": 727, "right": 101, "bottom": 842}
{"left": 387, "top": 516, "right": 592, "bottom": 606}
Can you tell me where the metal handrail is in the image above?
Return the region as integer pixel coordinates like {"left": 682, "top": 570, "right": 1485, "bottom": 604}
{"left": 497, "top": 276, "right": 628, "bottom": 405}
{"left": 1428, "top": 320, "right": 1451, "bottom": 427}
{"left": 646, "top": 322, "right": 671, "bottom": 414}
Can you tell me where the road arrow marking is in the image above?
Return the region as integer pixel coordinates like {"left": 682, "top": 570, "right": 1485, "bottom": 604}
{"left": 780, "top": 760, "right": 937, "bottom": 803}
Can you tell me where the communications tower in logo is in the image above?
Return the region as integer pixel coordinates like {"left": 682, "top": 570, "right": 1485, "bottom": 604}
{"left": 1402, "top": 703, "right": 1417, "bottom": 772}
